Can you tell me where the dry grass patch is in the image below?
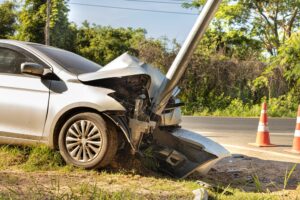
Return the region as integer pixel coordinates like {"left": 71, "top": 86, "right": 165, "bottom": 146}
{"left": 0, "top": 145, "right": 299, "bottom": 199}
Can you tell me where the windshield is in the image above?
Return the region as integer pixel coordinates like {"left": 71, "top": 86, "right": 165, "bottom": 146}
{"left": 30, "top": 44, "right": 102, "bottom": 75}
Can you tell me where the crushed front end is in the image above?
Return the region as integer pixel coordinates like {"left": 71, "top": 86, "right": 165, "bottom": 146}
{"left": 78, "top": 53, "right": 230, "bottom": 178}
{"left": 78, "top": 0, "right": 229, "bottom": 178}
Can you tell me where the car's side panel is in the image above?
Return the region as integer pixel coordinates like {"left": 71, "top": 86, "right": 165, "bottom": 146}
{"left": 0, "top": 43, "right": 51, "bottom": 140}
{"left": 42, "top": 78, "right": 126, "bottom": 147}
{"left": 0, "top": 74, "right": 50, "bottom": 138}
{"left": 0, "top": 135, "right": 44, "bottom": 146}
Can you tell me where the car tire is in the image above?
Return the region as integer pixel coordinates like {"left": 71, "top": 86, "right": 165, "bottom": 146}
{"left": 58, "top": 112, "right": 118, "bottom": 169}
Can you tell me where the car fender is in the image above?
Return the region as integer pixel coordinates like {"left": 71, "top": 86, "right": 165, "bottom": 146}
{"left": 43, "top": 80, "right": 126, "bottom": 148}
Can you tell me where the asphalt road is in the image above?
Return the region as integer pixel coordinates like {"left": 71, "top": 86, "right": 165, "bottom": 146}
{"left": 181, "top": 116, "right": 300, "bottom": 163}
{"left": 181, "top": 116, "right": 296, "bottom": 134}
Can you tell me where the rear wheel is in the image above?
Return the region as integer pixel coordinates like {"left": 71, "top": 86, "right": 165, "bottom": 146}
{"left": 58, "top": 112, "right": 118, "bottom": 169}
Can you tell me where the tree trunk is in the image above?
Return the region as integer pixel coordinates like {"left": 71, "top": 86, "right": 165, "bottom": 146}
{"left": 45, "top": 0, "right": 51, "bottom": 45}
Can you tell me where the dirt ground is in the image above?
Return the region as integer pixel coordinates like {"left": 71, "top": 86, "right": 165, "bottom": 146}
{"left": 0, "top": 154, "right": 299, "bottom": 199}
{"left": 196, "top": 154, "right": 300, "bottom": 192}
{"left": 0, "top": 149, "right": 300, "bottom": 199}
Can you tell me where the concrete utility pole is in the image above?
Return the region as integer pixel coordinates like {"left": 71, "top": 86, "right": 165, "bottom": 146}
{"left": 151, "top": 0, "right": 222, "bottom": 116}
{"left": 45, "top": 0, "right": 51, "bottom": 45}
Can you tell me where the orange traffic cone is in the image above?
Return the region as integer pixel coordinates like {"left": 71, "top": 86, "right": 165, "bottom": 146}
{"left": 249, "top": 102, "right": 276, "bottom": 147}
{"left": 290, "top": 105, "right": 300, "bottom": 153}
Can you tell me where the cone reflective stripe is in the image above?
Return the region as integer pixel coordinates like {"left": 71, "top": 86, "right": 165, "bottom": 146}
{"left": 249, "top": 102, "right": 276, "bottom": 147}
{"left": 295, "top": 130, "right": 300, "bottom": 137}
{"left": 292, "top": 106, "right": 300, "bottom": 153}
{"left": 257, "top": 124, "right": 269, "bottom": 132}
{"left": 296, "top": 114, "right": 300, "bottom": 130}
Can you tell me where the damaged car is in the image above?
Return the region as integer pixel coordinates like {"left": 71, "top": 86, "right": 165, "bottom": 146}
{"left": 0, "top": 0, "right": 229, "bottom": 178}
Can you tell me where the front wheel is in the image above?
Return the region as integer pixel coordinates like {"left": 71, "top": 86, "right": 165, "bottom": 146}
{"left": 58, "top": 112, "right": 118, "bottom": 169}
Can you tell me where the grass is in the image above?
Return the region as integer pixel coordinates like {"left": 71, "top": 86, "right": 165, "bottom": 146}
{"left": 0, "top": 146, "right": 27, "bottom": 169}
{"left": 284, "top": 164, "right": 298, "bottom": 190}
{"left": 183, "top": 98, "right": 298, "bottom": 118}
{"left": 252, "top": 173, "right": 263, "bottom": 192}
{"left": 0, "top": 145, "right": 299, "bottom": 199}
{"left": 22, "top": 145, "right": 65, "bottom": 171}
{"left": 0, "top": 145, "right": 67, "bottom": 171}
{"left": 0, "top": 183, "right": 145, "bottom": 200}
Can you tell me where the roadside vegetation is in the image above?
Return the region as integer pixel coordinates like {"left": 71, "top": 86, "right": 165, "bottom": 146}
{"left": 0, "top": 145, "right": 299, "bottom": 199}
{"left": 1, "top": 0, "right": 300, "bottom": 117}
{"left": 0, "top": 1, "right": 300, "bottom": 199}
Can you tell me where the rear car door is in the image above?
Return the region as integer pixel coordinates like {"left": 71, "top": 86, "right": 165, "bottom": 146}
{"left": 0, "top": 44, "right": 50, "bottom": 141}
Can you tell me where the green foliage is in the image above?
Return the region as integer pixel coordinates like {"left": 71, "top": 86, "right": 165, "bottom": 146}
{"left": 0, "top": 184, "right": 145, "bottom": 200}
{"left": 16, "top": 0, "right": 48, "bottom": 43}
{"left": 252, "top": 174, "right": 263, "bottom": 192}
{"left": 0, "top": 0, "right": 299, "bottom": 117}
{"left": 0, "top": 145, "right": 27, "bottom": 169}
{"left": 0, "top": 146, "right": 298, "bottom": 199}
{"left": 133, "top": 37, "right": 176, "bottom": 73}
{"left": 196, "top": 25, "right": 263, "bottom": 60}
{"left": 180, "top": 50, "right": 265, "bottom": 116}
{"left": 209, "top": 99, "right": 260, "bottom": 117}
{"left": 179, "top": 1, "right": 300, "bottom": 117}
{"left": 275, "top": 33, "right": 300, "bottom": 87}
{"left": 251, "top": 32, "right": 300, "bottom": 111}
{"left": 186, "top": 0, "right": 300, "bottom": 55}
{"left": 140, "top": 146, "right": 159, "bottom": 171}
{"left": 0, "top": 1, "right": 17, "bottom": 39}
{"left": 22, "top": 145, "right": 64, "bottom": 171}
{"left": 75, "top": 22, "right": 146, "bottom": 65}
{"left": 188, "top": 96, "right": 298, "bottom": 118}
{"left": 284, "top": 164, "right": 297, "bottom": 190}
{"left": 16, "top": 0, "right": 75, "bottom": 50}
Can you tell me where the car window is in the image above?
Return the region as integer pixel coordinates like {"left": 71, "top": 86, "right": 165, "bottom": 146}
{"left": 30, "top": 44, "right": 102, "bottom": 75}
{"left": 0, "top": 47, "right": 33, "bottom": 74}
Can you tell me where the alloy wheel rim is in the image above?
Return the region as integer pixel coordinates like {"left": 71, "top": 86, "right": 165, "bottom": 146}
{"left": 66, "top": 120, "right": 102, "bottom": 162}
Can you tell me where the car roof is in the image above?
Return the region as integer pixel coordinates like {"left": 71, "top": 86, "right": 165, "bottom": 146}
{"left": 0, "top": 39, "right": 45, "bottom": 48}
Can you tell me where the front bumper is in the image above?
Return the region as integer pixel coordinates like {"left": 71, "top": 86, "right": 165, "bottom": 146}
{"left": 153, "top": 128, "right": 231, "bottom": 178}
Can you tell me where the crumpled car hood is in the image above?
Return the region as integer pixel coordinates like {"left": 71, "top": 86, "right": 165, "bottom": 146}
{"left": 78, "top": 52, "right": 165, "bottom": 98}
{"left": 78, "top": 52, "right": 149, "bottom": 81}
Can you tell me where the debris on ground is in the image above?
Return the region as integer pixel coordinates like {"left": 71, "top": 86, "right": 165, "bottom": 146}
{"left": 193, "top": 188, "right": 208, "bottom": 200}
{"left": 192, "top": 154, "right": 300, "bottom": 192}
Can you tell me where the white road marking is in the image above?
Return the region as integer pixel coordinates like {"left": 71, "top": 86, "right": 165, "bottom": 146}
{"left": 223, "top": 144, "right": 300, "bottom": 161}
{"left": 269, "top": 132, "right": 294, "bottom": 136}
{"left": 192, "top": 130, "right": 293, "bottom": 136}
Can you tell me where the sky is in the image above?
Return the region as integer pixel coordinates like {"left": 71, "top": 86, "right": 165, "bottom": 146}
{"left": 0, "top": 0, "right": 200, "bottom": 44}
{"left": 67, "top": 0, "right": 199, "bottom": 44}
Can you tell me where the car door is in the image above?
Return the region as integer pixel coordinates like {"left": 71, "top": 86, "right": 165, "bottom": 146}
{"left": 0, "top": 44, "right": 50, "bottom": 141}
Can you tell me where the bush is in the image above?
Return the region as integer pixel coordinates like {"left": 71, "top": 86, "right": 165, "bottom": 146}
{"left": 184, "top": 95, "right": 298, "bottom": 118}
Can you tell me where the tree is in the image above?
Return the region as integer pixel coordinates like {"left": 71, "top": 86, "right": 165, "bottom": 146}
{"left": 134, "top": 38, "right": 177, "bottom": 73}
{"left": 0, "top": 1, "right": 17, "bottom": 39}
{"left": 185, "top": 0, "right": 300, "bottom": 56}
{"left": 179, "top": 48, "right": 265, "bottom": 114}
{"left": 16, "top": 0, "right": 75, "bottom": 50}
{"left": 257, "top": 32, "right": 300, "bottom": 100}
{"left": 277, "top": 33, "right": 300, "bottom": 88}
{"left": 195, "top": 27, "right": 262, "bottom": 60}
{"left": 75, "top": 22, "right": 146, "bottom": 65}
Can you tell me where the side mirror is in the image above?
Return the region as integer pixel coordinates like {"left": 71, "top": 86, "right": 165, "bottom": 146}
{"left": 21, "top": 62, "right": 51, "bottom": 77}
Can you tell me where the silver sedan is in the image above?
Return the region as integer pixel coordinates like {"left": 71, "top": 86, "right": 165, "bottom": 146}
{"left": 0, "top": 40, "right": 125, "bottom": 169}
{"left": 0, "top": 39, "right": 229, "bottom": 178}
